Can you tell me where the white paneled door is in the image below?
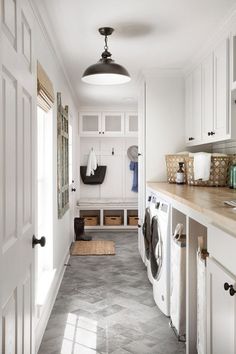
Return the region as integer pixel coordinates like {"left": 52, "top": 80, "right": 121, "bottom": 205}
{"left": 0, "top": 0, "right": 36, "bottom": 353}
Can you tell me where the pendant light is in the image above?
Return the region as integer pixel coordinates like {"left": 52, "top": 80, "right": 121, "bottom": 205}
{"left": 82, "top": 27, "right": 131, "bottom": 85}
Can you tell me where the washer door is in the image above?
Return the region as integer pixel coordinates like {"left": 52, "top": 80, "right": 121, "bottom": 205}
{"left": 142, "top": 207, "right": 152, "bottom": 260}
{"left": 150, "top": 215, "right": 163, "bottom": 279}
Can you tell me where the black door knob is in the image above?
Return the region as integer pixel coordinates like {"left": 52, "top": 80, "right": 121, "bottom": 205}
{"left": 32, "top": 235, "right": 46, "bottom": 248}
{"left": 71, "top": 188, "right": 76, "bottom": 192}
{"left": 208, "top": 132, "right": 211, "bottom": 136}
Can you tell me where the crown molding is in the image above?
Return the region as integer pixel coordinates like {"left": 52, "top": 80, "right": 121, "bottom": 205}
{"left": 28, "top": 0, "right": 79, "bottom": 108}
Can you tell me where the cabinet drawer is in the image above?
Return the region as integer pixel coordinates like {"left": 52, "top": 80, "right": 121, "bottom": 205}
{"left": 208, "top": 225, "right": 236, "bottom": 275}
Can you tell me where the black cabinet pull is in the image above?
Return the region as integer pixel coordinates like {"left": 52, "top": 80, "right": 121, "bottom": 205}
{"left": 188, "top": 137, "right": 195, "bottom": 141}
{"left": 71, "top": 188, "right": 76, "bottom": 192}
{"left": 224, "top": 282, "right": 230, "bottom": 291}
{"left": 32, "top": 235, "right": 46, "bottom": 248}
{"left": 208, "top": 132, "right": 211, "bottom": 136}
{"left": 210, "top": 131, "right": 215, "bottom": 135}
{"left": 99, "top": 131, "right": 101, "bottom": 134}
{"left": 229, "top": 286, "right": 236, "bottom": 296}
{"left": 224, "top": 282, "right": 236, "bottom": 296}
{"left": 138, "top": 224, "right": 141, "bottom": 228}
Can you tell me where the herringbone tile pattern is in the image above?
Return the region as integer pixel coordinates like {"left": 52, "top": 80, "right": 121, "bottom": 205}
{"left": 39, "top": 231, "right": 185, "bottom": 354}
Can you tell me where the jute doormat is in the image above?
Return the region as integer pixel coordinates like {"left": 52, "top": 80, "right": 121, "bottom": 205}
{"left": 71, "top": 240, "right": 115, "bottom": 256}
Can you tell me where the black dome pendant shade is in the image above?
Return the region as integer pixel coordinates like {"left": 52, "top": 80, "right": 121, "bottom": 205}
{"left": 82, "top": 27, "right": 131, "bottom": 85}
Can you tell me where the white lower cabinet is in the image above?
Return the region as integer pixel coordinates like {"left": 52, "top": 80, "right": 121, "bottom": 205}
{"left": 207, "top": 225, "right": 236, "bottom": 354}
{"left": 207, "top": 258, "right": 236, "bottom": 354}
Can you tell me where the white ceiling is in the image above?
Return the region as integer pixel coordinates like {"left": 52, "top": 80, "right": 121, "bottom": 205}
{"left": 40, "top": 0, "right": 236, "bottom": 107}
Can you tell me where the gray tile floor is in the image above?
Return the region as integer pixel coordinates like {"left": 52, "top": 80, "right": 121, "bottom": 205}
{"left": 39, "top": 231, "right": 185, "bottom": 354}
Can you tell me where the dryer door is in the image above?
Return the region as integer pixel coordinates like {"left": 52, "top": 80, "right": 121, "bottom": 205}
{"left": 143, "top": 207, "right": 152, "bottom": 259}
{"left": 150, "top": 216, "right": 163, "bottom": 279}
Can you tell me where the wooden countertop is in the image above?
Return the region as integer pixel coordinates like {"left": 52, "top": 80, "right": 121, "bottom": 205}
{"left": 147, "top": 182, "right": 236, "bottom": 235}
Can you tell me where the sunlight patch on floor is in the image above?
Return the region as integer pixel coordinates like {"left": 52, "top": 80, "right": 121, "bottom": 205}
{"left": 61, "top": 313, "right": 98, "bottom": 354}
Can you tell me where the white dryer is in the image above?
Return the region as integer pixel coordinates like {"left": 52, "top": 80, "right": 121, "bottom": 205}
{"left": 150, "top": 200, "right": 171, "bottom": 316}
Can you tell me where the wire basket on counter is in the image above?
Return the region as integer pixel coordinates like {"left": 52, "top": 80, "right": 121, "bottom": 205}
{"left": 165, "top": 155, "right": 187, "bottom": 184}
{"left": 185, "top": 156, "right": 230, "bottom": 186}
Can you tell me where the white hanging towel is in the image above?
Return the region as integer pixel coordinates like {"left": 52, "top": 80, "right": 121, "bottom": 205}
{"left": 192, "top": 152, "right": 211, "bottom": 181}
{"left": 86, "top": 149, "right": 97, "bottom": 176}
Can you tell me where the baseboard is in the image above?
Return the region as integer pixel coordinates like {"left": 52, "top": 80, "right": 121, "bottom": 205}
{"left": 35, "top": 249, "right": 70, "bottom": 353}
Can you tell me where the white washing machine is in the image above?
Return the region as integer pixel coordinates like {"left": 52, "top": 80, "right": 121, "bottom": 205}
{"left": 138, "top": 190, "right": 154, "bottom": 264}
{"left": 145, "top": 191, "right": 162, "bottom": 283}
{"left": 149, "top": 199, "right": 171, "bottom": 316}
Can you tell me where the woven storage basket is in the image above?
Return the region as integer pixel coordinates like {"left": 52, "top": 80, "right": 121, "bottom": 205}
{"left": 105, "top": 216, "right": 122, "bottom": 226}
{"left": 128, "top": 216, "right": 139, "bottom": 226}
{"left": 84, "top": 216, "right": 98, "bottom": 226}
{"left": 185, "top": 156, "right": 230, "bottom": 186}
{"left": 165, "top": 155, "right": 187, "bottom": 183}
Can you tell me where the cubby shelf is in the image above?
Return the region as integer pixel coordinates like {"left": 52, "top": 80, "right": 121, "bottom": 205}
{"left": 76, "top": 201, "right": 138, "bottom": 229}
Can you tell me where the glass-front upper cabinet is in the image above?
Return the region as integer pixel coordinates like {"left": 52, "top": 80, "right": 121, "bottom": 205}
{"left": 79, "top": 112, "right": 102, "bottom": 136}
{"left": 125, "top": 112, "right": 138, "bottom": 136}
{"left": 102, "top": 112, "right": 124, "bottom": 136}
{"left": 79, "top": 111, "right": 138, "bottom": 137}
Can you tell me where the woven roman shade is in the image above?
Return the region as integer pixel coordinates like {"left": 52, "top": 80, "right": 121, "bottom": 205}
{"left": 37, "top": 62, "right": 55, "bottom": 112}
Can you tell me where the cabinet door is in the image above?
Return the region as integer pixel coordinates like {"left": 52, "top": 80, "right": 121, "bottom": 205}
{"left": 185, "top": 73, "right": 194, "bottom": 144}
{"left": 79, "top": 112, "right": 102, "bottom": 136}
{"left": 202, "top": 54, "right": 214, "bottom": 141}
{"left": 125, "top": 112, "right": 138, "bottom": 136}
{"left": 214, "top": 38, "right": 229, "bottom": 138}
{"left": 207, "top": 258, "right": 236, "bottom": 354}
{"left": 102, "top": 112, "right": 124, "bottom": 136}
{"left": 192, "top": 65, "right": 202, "bottom": 143}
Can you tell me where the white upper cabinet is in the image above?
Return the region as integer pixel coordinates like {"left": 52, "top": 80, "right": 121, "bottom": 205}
{"left": 202, "top": 53, "right": 214, "bottom": 140}
{"left": 214, "top": 38, "right": 229, "bottom": 139}
{"left": 102, "top": 112, "right": 124, "bottom": 136}
{"left": 185, "top": 36, "right": 230, "bottom": 146}
{"left": 125, "top": 112, "right": 138, "bottom": 136}
{"left": 79, "top": 111, "right": 137, "bottom": 137}
{"left": 185, "top": 65, "right": 202, "bottom": 144}
{"left": 185, "top": 73, "right": 194, "bottom": 144}
{"left": 192, "top": 65, "right": 202, "bottom": 143}
{"left": 79, "top": 112, "right": 102, "bottom": 136}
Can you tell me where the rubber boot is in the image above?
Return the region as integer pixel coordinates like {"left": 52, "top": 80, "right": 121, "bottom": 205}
{"left": 74, "top": 217, "right": 92, "bottom": 241}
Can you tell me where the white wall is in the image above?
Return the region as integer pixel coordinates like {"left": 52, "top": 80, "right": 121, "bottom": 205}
{"left": 30, "top": 1, "right": 79, "bottom": 350}
{"left": 144, "top": 70, "right": 185, "bottom": 182}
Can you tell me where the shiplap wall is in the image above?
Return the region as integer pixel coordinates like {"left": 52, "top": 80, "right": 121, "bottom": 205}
{"left": 212, "top": 140, "right": 236, "bottom": 154}
{"left": 79, "top": 137, "right": 138, "bottom": 201}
